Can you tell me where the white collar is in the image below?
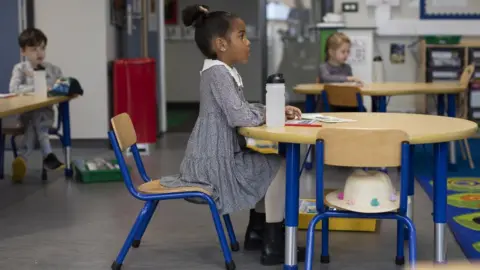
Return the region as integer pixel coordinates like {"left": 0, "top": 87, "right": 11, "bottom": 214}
{"left": 200, "top": 59, "right": 243, "bottom": 87}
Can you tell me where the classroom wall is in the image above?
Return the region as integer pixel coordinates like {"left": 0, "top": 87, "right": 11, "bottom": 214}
{"left": 334, "top": 0, "right": 420, "bottom": 112}
{"left": 35, "top": 0, "right": 116, "bottom": 139}
{"left": 334, "top": 0, "right": 480, "bottom": 112}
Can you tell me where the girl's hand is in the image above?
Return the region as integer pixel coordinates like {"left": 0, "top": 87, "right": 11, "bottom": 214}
{"left": 347, "top": 76, "right": 364, "bottom": 86}
{"left": 285, "top": 105, "right": 302, "bottom": 120}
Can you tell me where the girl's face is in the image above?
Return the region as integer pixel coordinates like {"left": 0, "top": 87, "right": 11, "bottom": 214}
{"left": 216, "top": 18, "right": 251, "bottom": 65}
{"left": 330, "top": 42, "right": 350, "bottom": 64}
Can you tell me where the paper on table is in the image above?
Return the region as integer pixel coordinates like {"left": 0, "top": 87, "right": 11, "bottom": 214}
{"left": 302, "top": 113, "right": 357, "bottom": 123}
{"left": 286, "top": 119, "right": 322, "bottom": 126}
{"left": 0, "top": 93, "right": 17, "bottom": 98}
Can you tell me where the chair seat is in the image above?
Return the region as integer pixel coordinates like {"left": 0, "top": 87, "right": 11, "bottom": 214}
{"left": 2, "top": 126, "right": 25, "bottom": 135}
{"left": 137, "top": 180, "right": 211, "bottom": 195}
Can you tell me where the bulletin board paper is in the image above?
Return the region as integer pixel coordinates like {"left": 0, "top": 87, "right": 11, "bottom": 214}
{"left": 347, "top": 37, "right": 368, "bottom": 65}
{"left": 421, "top": 0, "right": 480, "bottom": 19}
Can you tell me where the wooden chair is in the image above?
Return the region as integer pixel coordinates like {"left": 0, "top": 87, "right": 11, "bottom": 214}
{"left": 304, "top": 128, "right": 417, "bottom": 269}
{"left": 322, "top": 84, "right": 367, "bottom": 112}
{"left": 108, "top": 113, "right": 239, "bottom": 270}
{"left": 2, "top": 110, "right": 64, "bottom": 181}
{"left": 457, "top": 64, "right": 475, "bottom": 169}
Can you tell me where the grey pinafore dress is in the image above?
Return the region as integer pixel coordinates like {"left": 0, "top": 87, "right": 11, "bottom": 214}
{"left": 160, "top": 64, "right": 283, "bottom": 215}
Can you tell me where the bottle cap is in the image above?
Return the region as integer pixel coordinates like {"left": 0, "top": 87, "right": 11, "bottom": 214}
{"left": 267, "top": 73, "right": 285, "bottom": 84}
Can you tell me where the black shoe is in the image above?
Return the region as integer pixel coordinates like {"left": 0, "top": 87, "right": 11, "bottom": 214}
{"left": 261, "top": 222, "right": 306, "bottom": 266}
{"left": 43, "top": 153, "right": 65, "bottom": 170}
{"left": 244, "top": 209, "right": 266, "bottom": 251}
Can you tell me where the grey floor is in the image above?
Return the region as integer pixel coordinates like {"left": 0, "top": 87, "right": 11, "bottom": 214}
{"left": 0, "top": 133, "right": 467, "bottom": 270}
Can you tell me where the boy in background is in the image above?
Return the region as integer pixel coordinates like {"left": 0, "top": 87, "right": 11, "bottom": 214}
{"left": 9, "top": 28, "right": 64, "bottom": 182}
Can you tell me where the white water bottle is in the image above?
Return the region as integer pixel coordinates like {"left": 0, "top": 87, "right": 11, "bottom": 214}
{"left": 266, "top": 73, "right": 286, "bottom": 127}
{"left": 34, "top": 68, "right": 48, "bottom": 98}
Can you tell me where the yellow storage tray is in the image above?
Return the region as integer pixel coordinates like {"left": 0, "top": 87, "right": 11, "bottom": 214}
{"left": 298, "top": 190, "right": 378, "bottom": 232}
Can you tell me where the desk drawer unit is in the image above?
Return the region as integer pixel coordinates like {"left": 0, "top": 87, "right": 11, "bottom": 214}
{"left": 426, "top": 48, "right": 464, "bottom": 69}
{"left": 426, "top": 69, "right": 462, "bottom": 82}
{"left": 468, "top": 47, "right": 480, "bottom": 66}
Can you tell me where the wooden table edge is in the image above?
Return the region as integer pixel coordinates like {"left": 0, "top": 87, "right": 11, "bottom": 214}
{"left": 238, "top": 125, "right": 478, "bottom": 145}
{"left": 0, "top": 96, "right": 75, "bottom": 118}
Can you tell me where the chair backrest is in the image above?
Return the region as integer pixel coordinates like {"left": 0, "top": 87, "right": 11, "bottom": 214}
{"left": 108, "top": 113, "right": 148, "bottom": 198}
{"left": 324, "top": 84, "right": 361, "bottom": 108}
{"left": 459, "top": 64, "right": 475, "bottom": 88}
{"left": 458, "top": 64, "right": 475, "bottom": 118}
{"left": 111, "top": 113, "right": 137, "bottom": 151}
{"left": 316, "top": 128, "right": 409, "bottom": 167}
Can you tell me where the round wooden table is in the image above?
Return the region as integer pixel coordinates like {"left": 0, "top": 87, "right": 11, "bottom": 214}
{"left": 239, "top": 113, "right": 478, "bottom": 268}
{"left": 293, "top": 82, "right": 466, "bottom": 170}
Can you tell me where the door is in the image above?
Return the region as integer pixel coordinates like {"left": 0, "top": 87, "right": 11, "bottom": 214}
{"left": 0, "top": 1, "right": 24, "bottom": 93}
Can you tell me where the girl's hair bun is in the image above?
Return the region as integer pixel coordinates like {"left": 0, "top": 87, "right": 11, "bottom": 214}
{"left": 182, "top": 4, "right": 209, "bottom": 28}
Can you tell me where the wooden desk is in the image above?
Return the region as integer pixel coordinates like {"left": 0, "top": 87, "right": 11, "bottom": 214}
{"left": 293, "top": 82, "right": 465, "bottom": 96}
{"left": 239, "top": 113, "right": 478, "bottom": 267}
{"left": 0, "top": 94, "right": 76, "bottom": 178}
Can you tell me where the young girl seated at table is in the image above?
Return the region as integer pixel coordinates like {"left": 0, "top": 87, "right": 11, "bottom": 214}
{"left": 317, "top": 32, "right": 363, "bottom": 112}
{"left": 159, "top": 4, "right": 304, "bottom": 266}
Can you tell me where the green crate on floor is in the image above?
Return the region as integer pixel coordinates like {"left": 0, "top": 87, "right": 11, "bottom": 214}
{"left": 73, "top": 159, "right": 128, "bottom": 183}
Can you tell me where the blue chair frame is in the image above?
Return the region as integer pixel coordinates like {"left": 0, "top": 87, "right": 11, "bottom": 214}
{"left": 108, "top": 126, "right": 239, "bottom": 270}
{"left": 304, "top": 138, "right": 417, "bottom": 269}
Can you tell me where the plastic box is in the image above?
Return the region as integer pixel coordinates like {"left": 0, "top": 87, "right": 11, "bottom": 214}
{"left": 73, "top": 159, "right": 127, "bottom": 183}
{"left": 298, "top": 189, "right": 378, "bottom": 232}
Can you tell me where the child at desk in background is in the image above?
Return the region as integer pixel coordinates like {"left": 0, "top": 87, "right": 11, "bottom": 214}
{"left": 317, "top": 32, "right": 363, "bottom": 112}
{"left": 159, "top": 4, "right": 304, "bottom": 266}
{"left": 8, "top": 28, "right": 64, "bottom": 183}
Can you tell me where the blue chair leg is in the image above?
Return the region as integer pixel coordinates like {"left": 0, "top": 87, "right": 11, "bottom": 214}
{"left": 402, "top": 216, "right": 417, "bottom": 267}
{"left": 321, "top": 218, "right": 330, "bottom": 263}
{"left": 132, "top": 200, "right": 158, "bottom": 248}
{"left": 11, "top": 135, "right": 18, "bottom": 157}
{"left": 205, "top": 196, "right": 235, "bottom": 270}
{"left": 305, "top": 214, "right": 323, "bottom": 270}
{"left": 222, "top": 214, "right": 240, "bottom": 252}
{"left": 111, "top": 201, "right": 154, "bottom": 270}
{"left": 396, "top": 219, "right": 406, "bottom": 265}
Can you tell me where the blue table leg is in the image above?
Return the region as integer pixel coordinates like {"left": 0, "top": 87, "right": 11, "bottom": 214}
{"left": 0, "top": 119, "right": 4, "bottom": 180}
{"left": 378, "top": 96, "right": 387, "bottom": 113}
{"left": 433, "top": 142, "right": 448, "bottom": 263}
{"left": 447, "top": 94, "right": 457, "bottom": 171}
{"left": 304, "top": 95, "right": 316, "bottom": 171}
{"left": 284, "top": 143, "right": 301, "bottom": 270}
{"left": 371, "top": 97, "right": 378, "bottom": 112}
{"left": 59, "top": 101, "right": 73, "bottom": 177}
{"left": 305, "top": 94, "right": 316, "bottom": 113}
{"left": 437, "top": 94, "right": 445, "bottom": 116}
